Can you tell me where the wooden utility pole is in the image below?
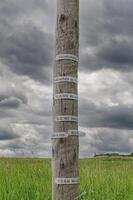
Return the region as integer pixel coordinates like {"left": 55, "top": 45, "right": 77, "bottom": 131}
{"left": 52, "top": 0, "right": 79, "bottom": 199}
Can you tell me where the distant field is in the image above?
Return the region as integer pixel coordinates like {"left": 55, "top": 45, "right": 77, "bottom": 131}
{"left": 0, "top": 157, "right": 133, "bottom": 199}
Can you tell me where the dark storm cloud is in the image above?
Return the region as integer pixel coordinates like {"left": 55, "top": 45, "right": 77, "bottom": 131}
{"left": 80, "top": 102, "right": 133, "bottom": 130}
{"left": 1, "top": 0, "right": 133, "bottom": 157}
{"left": 0, "top": 0, "right": 48, "bottom": 20}
{"left": 81, "top": 39, "right": 133, "bottom": 72}
{"left": 97, "top": 39, "right": 133, "bottom": 65}
{"left": 0, "top": 97, "right": 22, "bottom": 109}
{"left": 89, "top": 128, "right": 132, "bottom": 153}
{"left": 0, "top": 126, "right": 19, "bottom": 140}
{"left": 0, "top": 82, "right": 28, "bottom": 109}
{"left": 0, "top": 0, "right": 54, "bottom": 84}
{"left": 0, "top": 24, "right": 53, "bottom": 83}
{"left": 80, "top": 0, "right": 133, "bottom": 72}
{"left": 0, "top": 92, "right": 27, "bottom": 105}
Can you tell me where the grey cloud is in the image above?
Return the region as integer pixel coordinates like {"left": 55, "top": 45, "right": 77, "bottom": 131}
{"left": 0, "top": 97, "right": 22, "bottom": 109}
{"left": 0, "top": 123, "right": 52, "bottom": 157}
{"left": 34, "top": 125, "right": 52, "bottom": 140}
{"left": 78, "top": 128, "right": 133, "bottom": 157}
{"left": 0, "top": 0, "right": 48, "bottom": 20}
{"left": 80, "top": 0, "right": 133, "bottom": 72}
{"left": 0, "top": 125, "right": 19, "bottom": 140}
{"left": 0, "top": 24, "right": 53, "bottom": 83}
{"left": 80, "top": 102, "right": 133, "bottom": 130}
{"left": 0, "top": 80, "right": 27, "bottom": 108}
{"left": 81, "top": 39, "right": 133, "bottom": 72}
{"left": 1, "top": 0, "right": 133, "bottom": 157}
{"left": 96, "top": 39, "right": 133, "bottom": 70}
{"left": 89, "top": 128, "right": 132, "bottom": 153}
{"left": 0, "top": 0, "right": 54, "bottom": 84}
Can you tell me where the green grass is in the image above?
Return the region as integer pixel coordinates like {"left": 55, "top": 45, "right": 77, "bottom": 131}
{"left": 80, "top": 157, "right": 133, "bottom": 200}
{"left": 0, "top": 157, "right": 133, "bottom": 199}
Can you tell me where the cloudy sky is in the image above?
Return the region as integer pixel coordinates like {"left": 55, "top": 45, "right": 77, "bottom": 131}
{"left": 0, "top": 0, "right": 133, "bottom": 157}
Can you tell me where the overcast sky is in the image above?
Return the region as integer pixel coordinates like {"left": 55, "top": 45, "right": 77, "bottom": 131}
{"left": 0, "top": 0, "right": 133, "bottom": 157}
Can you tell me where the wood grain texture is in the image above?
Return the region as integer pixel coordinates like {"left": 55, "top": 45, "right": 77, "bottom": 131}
{"left": 52, "top": 0, "right": 79, "bottom": 199}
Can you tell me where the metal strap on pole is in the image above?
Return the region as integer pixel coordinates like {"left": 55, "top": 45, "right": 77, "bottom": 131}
{"left": 56, "top": 54, "right": 79, "bottom": 62}
{"left": 55, "top": 115, "right": 78, "bottom": 122}
{"left": 55, "top": 177, "right": 80, "bottom": 185}
{"left": 54, "top": 76, "right": 77, "bottom": 84}
{"left": 51, "top": 130, "right": 79, "bottom": 139}
{"left": 54, "top": 93, "right": 78, "bottom": 100}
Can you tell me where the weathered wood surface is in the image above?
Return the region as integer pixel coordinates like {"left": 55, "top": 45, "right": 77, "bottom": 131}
{"left": 52, "top": 0, "right": 79, "bottom": 199}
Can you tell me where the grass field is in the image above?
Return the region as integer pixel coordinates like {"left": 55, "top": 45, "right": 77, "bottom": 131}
{"left": 0, "top": 157, "right": 133, "bottom": 200}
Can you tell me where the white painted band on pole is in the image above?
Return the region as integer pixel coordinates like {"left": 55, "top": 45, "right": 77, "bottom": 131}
{"left": 56, "top": 54, "right": 79, "bottom": 62}
{"left": 55, "top": 115, "right": 78, "bottom": 122}
{"left": 55, "top": 178, "right": 80, "bottom": 185}
{"left": 54, "top": 76, "right": 77, "bottom": 84}
{"left": 51, "top": 130, "right": 79, "bottom": 139}
{"left": 54, "top": 93, "right": 78, "bottom": 100}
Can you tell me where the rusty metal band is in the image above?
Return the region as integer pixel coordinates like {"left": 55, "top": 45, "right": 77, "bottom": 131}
{"left": 55, "top": 115, "right": 78, "bottom": 122}
{"left": 54, "top": 76, "right": 77, "bottom": 84}
{"left": 54, "top": 93, "right": 78, "bottom": 100}
{"left": 56, "top": 54, "right": 79, "bottom": 62}
{"left": 55, "top": 177, "right": 80, "bottom": 185}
